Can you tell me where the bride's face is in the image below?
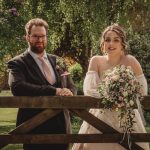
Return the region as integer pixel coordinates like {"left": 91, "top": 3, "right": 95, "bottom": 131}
{"left": 103, "top": 31, "right": 123, "bottom": 54}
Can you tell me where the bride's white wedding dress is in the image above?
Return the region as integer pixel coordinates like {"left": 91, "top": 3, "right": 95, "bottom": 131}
{"left": 72, "top": 71, "right": 149, "bottom": 150}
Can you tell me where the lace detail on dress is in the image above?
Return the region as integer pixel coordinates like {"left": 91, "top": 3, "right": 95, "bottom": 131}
{"left": 136, "top": 74, "right": 148, "bottom": 95}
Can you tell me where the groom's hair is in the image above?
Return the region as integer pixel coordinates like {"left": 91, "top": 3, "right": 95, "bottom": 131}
{"left": 25, "top": 18, "right": 49, "bottom": 35}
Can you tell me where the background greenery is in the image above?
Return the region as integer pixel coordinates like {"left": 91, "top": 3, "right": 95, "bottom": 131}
{"left": 0, "top": 0, "right": 150, "bottom": 91}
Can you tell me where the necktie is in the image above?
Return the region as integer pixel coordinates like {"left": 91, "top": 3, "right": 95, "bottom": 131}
{"left": 38, "top": 57, "right": 54, "bottom": 84}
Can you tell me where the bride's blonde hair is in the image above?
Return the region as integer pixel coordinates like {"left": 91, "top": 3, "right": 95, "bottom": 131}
{"left": 100, "top": 24, "right": 128, "bottom": 55}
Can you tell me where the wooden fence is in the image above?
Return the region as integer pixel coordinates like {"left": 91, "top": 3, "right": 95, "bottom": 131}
{"left": 0, "top": 96, "right": 150, "bottom": 150}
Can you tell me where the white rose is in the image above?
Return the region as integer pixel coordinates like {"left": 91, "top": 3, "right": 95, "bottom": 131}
{"left": 123, "top": 91, "right": 128, "bottom": 97}
{"left": 119, "top": 79, "right": 124, "bottom": 82}
{"left": 129, "top": 100, "right": 134, "bottom": 106}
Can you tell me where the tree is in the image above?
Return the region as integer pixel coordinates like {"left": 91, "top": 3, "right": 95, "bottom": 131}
{"left": 0, "top": 0, "right": 149, "bottom": 89}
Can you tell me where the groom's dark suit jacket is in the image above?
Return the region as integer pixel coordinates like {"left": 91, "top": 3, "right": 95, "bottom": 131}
{"left": 7, "top": 51, "right": 76, "bottom": 150}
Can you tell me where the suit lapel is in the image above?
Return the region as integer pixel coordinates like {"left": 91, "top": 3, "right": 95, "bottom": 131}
{"left": 22, "top": 51, "right": 48, "bottom": 84}
{"left": 23, "top": 51, "right": 60, "bottom": 85}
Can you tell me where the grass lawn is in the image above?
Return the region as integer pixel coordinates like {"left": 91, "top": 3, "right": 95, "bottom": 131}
{"left": 0, "top": 90, "right": 23, "bottom": 149}
{"left": 0, "top": 91, "right": 17, "bottom": 134}
{"left": 0, "top": 90, "right": 149, "bottom": 149}
{"left": 0, "top": 107, "right": 23, "bottom": 149}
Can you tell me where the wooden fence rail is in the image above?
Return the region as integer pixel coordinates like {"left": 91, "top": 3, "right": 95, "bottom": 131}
{"left": 0, "top": 96, "right": 150, "bottom": 150}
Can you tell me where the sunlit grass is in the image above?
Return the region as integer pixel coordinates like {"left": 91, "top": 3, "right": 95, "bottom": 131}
{"left": 0, "top": 90, "right": 12, "bottom": 96}
{"left": 0, "top": 91, "right": 22, "bottom": 149}
{"left": 0, "top": 108, "right": 18, "bottom": 123}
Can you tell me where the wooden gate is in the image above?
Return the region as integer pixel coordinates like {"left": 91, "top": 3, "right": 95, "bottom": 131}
{"left": 0, "top": 96, "right": 150, "bottom": 150}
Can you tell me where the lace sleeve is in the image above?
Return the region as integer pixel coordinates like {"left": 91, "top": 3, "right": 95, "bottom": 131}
{"left": 136, "top": 74, "right": 148, "bottom": 125}
{"left": 136, "top": 74, "right": 148, "bottom": 95}
{"left": 83, "top": 71, "right": 101, "bottom": 98}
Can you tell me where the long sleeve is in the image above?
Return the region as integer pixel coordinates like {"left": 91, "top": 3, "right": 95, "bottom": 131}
{"left": 136, "top": 74, "right": 148, "bottom": 95}
{"left": 83, "top": 71, "right": 101, "bottom": 98}
{"left": 136, "top": 74, "right": 148, "bottom": 125}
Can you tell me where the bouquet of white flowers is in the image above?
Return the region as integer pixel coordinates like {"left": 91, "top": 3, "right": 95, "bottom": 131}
{"left": 98, "top": 65, "right": 142, "bottom": 133}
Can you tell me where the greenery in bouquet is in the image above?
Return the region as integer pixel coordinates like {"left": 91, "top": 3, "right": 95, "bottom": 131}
{"left": 98, "top": 65, "right": 142, "bottom": 133}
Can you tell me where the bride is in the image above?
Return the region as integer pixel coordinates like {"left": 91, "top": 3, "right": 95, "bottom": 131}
{"left": 72, "top": 24, "right": 149, "bottom": 150}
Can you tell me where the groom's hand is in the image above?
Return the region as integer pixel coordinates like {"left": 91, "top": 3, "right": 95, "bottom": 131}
{"left": 56, "top": 88, "right": 73, "bottom": 96}
{"left": 61, "top": 88, "right": 73, "bottom": 96}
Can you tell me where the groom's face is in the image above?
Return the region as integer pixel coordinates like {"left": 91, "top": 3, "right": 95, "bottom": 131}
{"left": 26, "top": 25, "right": 48, "bottom": 54}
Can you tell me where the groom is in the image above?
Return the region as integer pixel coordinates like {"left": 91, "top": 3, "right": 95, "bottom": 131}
{"left": 7, "top": 18, "right": 76, "bottom": 150}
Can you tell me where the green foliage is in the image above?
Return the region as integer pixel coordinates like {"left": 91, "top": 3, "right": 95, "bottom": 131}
{"left": 69, "top": 63, "right": 83, "bottom": 94}
{"left": 71, "top": 115, "right": 82, "bottom": 134}
{"left": 128, "top": 31, "right": 150, "bottom": 93}
{"left": 69, "top": 63, "right": 82, "bottom": 82}
{"left": 0, "top": 0, "right": 149, "bottom": 90}
{"left": 1, "top": 0, "right": 149, "bottom": 60}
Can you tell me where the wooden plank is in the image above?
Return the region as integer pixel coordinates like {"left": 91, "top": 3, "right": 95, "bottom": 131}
{"left": 0, "top": 96, "right": 101, "bottom": 108}
{"left": 0, "top": 109, "right": 61, "bottom": 149}
{"left": 0, "top": 96, "right": 149, "bottom": 109}
{"left": 0, "top": 95, "right": 149, "bottom": 148}
{"left": 0, "top": 134, "right": 150, "bottom": 144}
{"left": 72, "top": 109, "right": 144, "bottom": 150}
{"left": 11, "top": 109, "right": 61, "bottom": 134}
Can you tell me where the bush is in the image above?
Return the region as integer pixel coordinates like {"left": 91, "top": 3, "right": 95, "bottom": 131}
{"left": 128, "top": 31, "right": 150, "bottom": 94}
{"left": 69, "top": 63, "right": 83, "bottom": 95}
{"left": 69, "top": 63, "right": 83, "bottom": 82}
{"left": 71, "top": 114, "right": 82, "bottom": 134}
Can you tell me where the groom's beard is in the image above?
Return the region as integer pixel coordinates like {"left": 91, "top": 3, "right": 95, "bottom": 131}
{"left": 29, "top": 42, "right": 46, "bottom": 54}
